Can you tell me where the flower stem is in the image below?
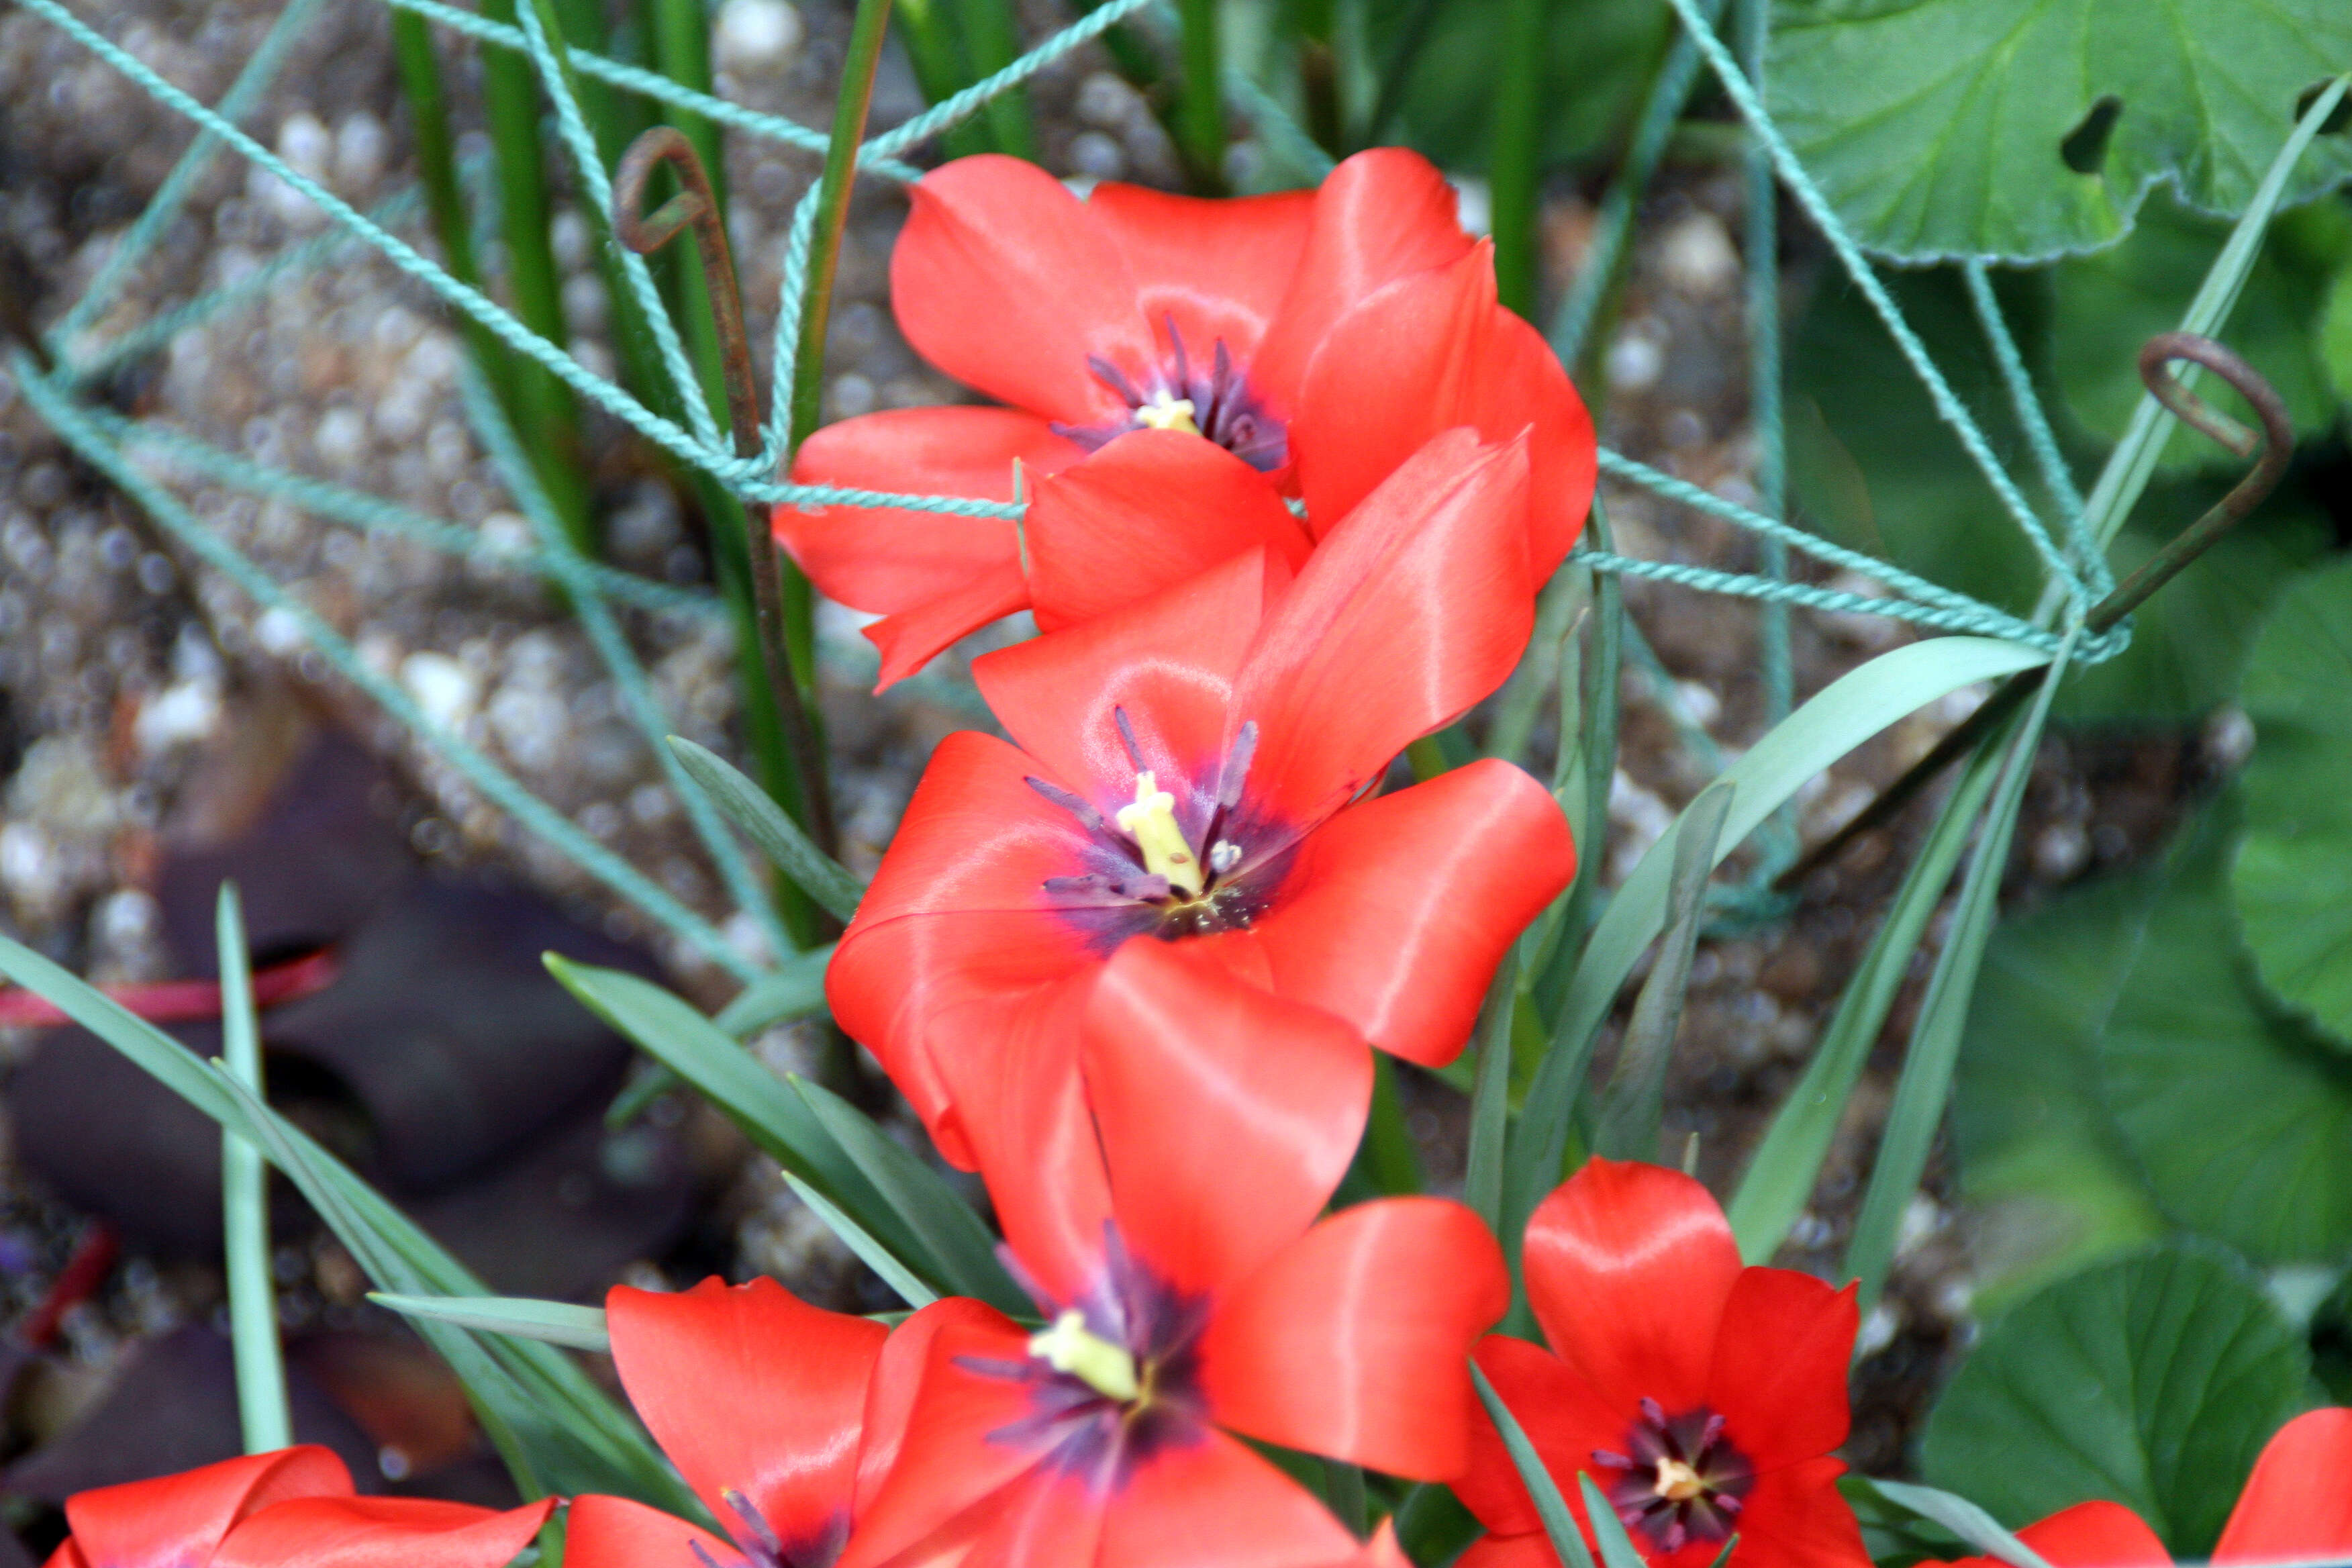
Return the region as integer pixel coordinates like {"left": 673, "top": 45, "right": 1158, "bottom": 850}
{"left": 787, "top": 0, "right": 897, "bottom": 454}
{"left": 1175, "top": 0, "right": 1225, "bottom": 189}
{"left": 1488, "top": 0, "right": 1549, "bottom": 319}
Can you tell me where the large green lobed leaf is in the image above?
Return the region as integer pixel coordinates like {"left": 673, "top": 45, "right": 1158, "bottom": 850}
{"left": 2233, "top": 558, "right": 2352, "bottom": 1046}
{"left": 1921, "top": 1244, "right": 2309, "bottom": 1554}
{"left": 1767, "top": 0, "right": 2352, "bottom": 262}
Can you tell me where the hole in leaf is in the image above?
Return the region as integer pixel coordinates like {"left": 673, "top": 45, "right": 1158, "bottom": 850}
{"left": 2296, "top": 79, "right": 2352, "bottom": 136}
{"left": 2060, "top": 95, "right": 2123, "bottom": 174}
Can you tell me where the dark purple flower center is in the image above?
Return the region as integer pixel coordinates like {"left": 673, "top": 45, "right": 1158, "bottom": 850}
{"left": 1030, "top": 711, "right": 1297, "bottom": 951}
{"left": 959, "top": 1228, "right": 1212, "bottom": 1496}
{"left": 688, "top": 1490, "right": 847, "bottom": 1568}
{"left": 1050, "top": 317, "right": 1289, "bottom": 471}
{"left": 1592, "top": 1399, "right": 1754, "bottom": 1555}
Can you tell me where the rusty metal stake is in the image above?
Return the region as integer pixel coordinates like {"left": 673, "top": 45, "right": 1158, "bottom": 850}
{"left": 614, "top": 126, "right": 837, "bottom": 857}
{"left": 1773, "top": 330, "right": 2295, "bottom": 892}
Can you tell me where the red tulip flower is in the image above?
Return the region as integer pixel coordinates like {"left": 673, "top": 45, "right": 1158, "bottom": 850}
{"left": 565, "top": 1277, "right": 1002, "bottom": 1568}
{"left": 1936, "top": 1408, "right": 2352, "bottom": 1568}
{"left": 779, "top": 148, "right": 1594, "bottom": 686}
{"left": 836, "top": 961, "right": 1511, "bottom": 1568}
{"left": 826, "top": 426, "right": 1577, "bottom": 1167}
{"left": 42, "top": 1447, "right": 552, "bottom": 1568}
{"left": 1453, "top": 1159, "right": 1871, "bottom": 1568}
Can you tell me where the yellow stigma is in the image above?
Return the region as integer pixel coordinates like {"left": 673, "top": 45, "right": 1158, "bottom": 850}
{"left": 1653, "top": 1459, "right": 1705, "bottom": 1502}
{"left": 1027, "top": 1310, "right": 1140, "bottom": 1402}
{"left": 1114, "top": 771, "right": 1204, "bottom": 897}
{"left": 1134, "top": 392, "right": 1202, "bottom": 436}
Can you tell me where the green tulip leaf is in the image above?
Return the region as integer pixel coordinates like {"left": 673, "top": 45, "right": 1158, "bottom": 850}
{"left": 1921, "top": 1244, "right": 2309, "bottom": 1555}
{"left": 2232, "top": 558, "right": 2352, "bottom": 1045}
{"left": 1765, "top": 0, "right": 2352, "bottom": 262}
{"left": 2102, "top": 799, "right": 2352, "bottom": 1263}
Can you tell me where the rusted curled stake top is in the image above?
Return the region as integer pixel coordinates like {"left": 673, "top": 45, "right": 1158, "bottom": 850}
{"left": 1773, "top": 330, "right": 2294, "bottom": 893}
{"left": 614, "top": 127, "right": 764, "bottom": 462}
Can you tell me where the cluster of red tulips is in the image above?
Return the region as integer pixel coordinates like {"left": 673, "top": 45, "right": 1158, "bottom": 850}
{"left": 54, "top": 150, "right": 2352, "bottom": 1568}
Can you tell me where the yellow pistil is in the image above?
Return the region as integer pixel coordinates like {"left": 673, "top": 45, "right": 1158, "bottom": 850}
{"left": 1114, "top": 771, "right": 1204, "bottom": 897}
{"left": 1134, "top": 391, "right": 1202, "bottom": 436}
{"left": 1653, "top": 1459, "right": 1706, "bottom": 1502}
{"left": 1028, "top": 1310, "right": 1140, "bottom": 1402}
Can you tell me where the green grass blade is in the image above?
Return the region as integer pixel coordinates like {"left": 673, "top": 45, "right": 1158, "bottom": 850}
{"left": 1725, "top": 737, "right": 2004, "bottom": 1263}
{"left": 1471, "top": 1363, "right": 1599, "bottom": 1568}
{"left": 215, "top": 885, "right": 291, "bottom": 1454}
{"left": 373, "top": 1294, "right": 614, "bottom": 1352}
{"left": 1359, "top": 1055, "right": 1425, "bottom": 1196}
{"left": 782, "top": 1172, "right": 938, "bottom": 1309}
{"left": 1465, "top": 953, "right": 1520, "bottom": 1234}
{"left": 1592, "top": 779, "right": 1732, "bottom": 1162}
{"left": 1843, "top": 634, "right": 2078, "bottom": 1309}
{"left": 670, "top": 736, "right": 865, "bottom": 922}
{"left": 791, "top": 1079, "right": 1028, "bottom": 1314}
{"left": 544, "top": 956, "right": 932, "bottom": 1275}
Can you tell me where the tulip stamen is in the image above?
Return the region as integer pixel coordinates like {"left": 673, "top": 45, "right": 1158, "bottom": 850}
{"left": 1134, "top": 391, "right": 1202, "bottom": 436}
{"left": 1594, "top": 1399, "right": 1754, "bottom": 1554}
{"left": 1028, "top": 1309, "right": 1142, "bottom": 1402}
{"left": 1114, "top": 771, "right": 1205, "bottom": 897}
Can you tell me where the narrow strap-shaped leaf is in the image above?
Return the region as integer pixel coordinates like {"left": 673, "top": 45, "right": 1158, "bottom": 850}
{"left": 1725, "top": 737, "right": 2003, "bottom": 1261}
{"left": 1465, "top": 953, "right": 1520, "bottom": 1234}
{"left": 783, "top": 1173, "right": 938, "bottom": 1310}
{"left": 215, "top": 885, "right": 291, "bottom": 1453}
{"left": 546, "top": 956, "right": 934, "bottom": 1280}
{"left": 1593, "top": 780, "right": 1733, "bottom": 1161}
{"left": 791, "top": 1078, "right": 1028, "bottom": 1314}
{"left": 373, "top": 1294, "right": 614, "bottom": 1352}
{"left": 1578, "top": 1473, "right": 1651, "bottom": 1568}
{"left": 1851, "top": 1479, "right": 2058, "bottom": 1568}
{"left": 714, "top": 943, "right": 834, "bottom": 1036}
{"left": 1505, "top": 636, "right": 2049, "bottom": 1262}
{"left": 1845, "top": 631, "right": 2077, "bottom": 1308}
{"left": 1469, "top": 1362, "right": 1598, "bottom": 1568}
{"left": 670, "top": 736, "right": 865, "bottom": 922}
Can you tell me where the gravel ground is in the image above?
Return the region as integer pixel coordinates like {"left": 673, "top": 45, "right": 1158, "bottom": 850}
{"left": 0, "top": 0, "right": 2210, "bottom": 1505}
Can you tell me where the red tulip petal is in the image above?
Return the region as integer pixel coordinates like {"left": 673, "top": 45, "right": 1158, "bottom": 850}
{"left": 1087, "top": 182, "right": 1316, "bottom": 381}
{"left": 1706, "top": 1457, "right": 1871, "bottom": 1568}
{"left": 605, "top": 1276, "right": 886, "bottom": 1540}
{"left": 954, "top": 1469, "right": 1110, "bottom": 1568}
{"left": 856, "top": 1298, "right": 1024, "bottom": 1518}
{"left": 974, "top": 548, "right": 1277, "bottom": 806}
{"left": 1026, "top": 432, "right": 1311, "bottom": 632}
{"left": 2216, "top": 1408, "right": 2352, "bottom": 1563}
{"left": 1701, "top": 1267, "right": 1858, "bottom": 1473}
{"left": 861, "top": 567, "right": 1033, "bottom": 693}
{"left": 827, "top": 730, "right": 1100, "bottom": 1151}
{"left": 1253, "top": 760, "right": 1575, "bottom": 1068}
{"left": 1253, "top": 148, "right": 1476, "bottom": 405}
{"left": 928, "top": 970, "right": 1111, "bottom": 1303}
{"left": 1522, "top": 1159, "right": 1741, "bottom": 1417}
{"left": 209, "top": 1498, "right": 557, "bottom": 1568}
{"left": 1097, "top": 1427, "right": 1358, "bottom": 1568}
{"left": 560, "top": 1496, "right": 731, "bottom": 1568}
{"left": 1941, "top": 1502, "right": 2170, "bottom": 1568}
{"left": 42, "top": 1542, "right": 89, "bottom": 1568}
{"left": 1452, "top": 1334, "right": 1624, "bottom": 1538}
{"left": 1081, "top": 938, "right": 1371, "bottom": 1295}
{"left": 1232, "top": 428, "right": 1534, "bottom": 823}
{"left": 1203, "top": 1197, "right": 1510, "bottom": 1479}
{"left": 1455, "top": 1534, "right": 1559, "bottom": 1568}
{"left": 62, "top": 1447, "right": 353, "bottom": 1568}
{"left": 838, "top": 1319, "right": 1054, "bottom": 1568}
{"left": 892, "top": 156, "right": 1152, "bottom": 424}
{"left": 1294, "top": 247, "right": 1595, "bottom": 572}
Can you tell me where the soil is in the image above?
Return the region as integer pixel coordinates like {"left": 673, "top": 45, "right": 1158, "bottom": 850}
{"left": 0, "top": 0, "right": 2214, "bottom": 1521}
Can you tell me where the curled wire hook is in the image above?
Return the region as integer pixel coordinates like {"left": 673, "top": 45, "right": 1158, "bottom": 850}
{"left": 2089, "top": 331, "right": 2296, "bottom": 633}
{"left": 1771, "top": 330, "right": 2295, "bottom": 893}
{"left": 614, "top": 127, "right": 763, "bottom": 461}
